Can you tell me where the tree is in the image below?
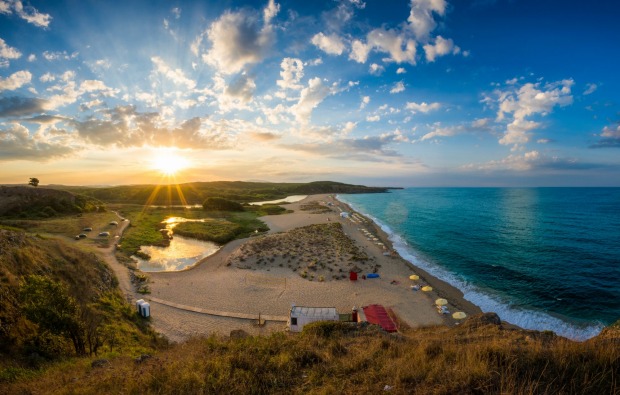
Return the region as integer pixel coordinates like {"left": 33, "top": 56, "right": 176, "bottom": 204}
{"left": 20, "top": 275, "right": 86, "bottom": 355}
{"left": 202, "top": 197, "right": 244, "bottom": 211}
{"left": 28, "top": 177, "right": 39, "bottom": 187}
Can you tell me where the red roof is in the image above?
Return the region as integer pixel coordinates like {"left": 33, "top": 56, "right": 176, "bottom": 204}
{"left": 362, "top": 304, "right": 397, "bottom": 332}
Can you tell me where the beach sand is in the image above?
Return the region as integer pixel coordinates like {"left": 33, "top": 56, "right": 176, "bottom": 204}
{"left": 144, "top": 194, "right": 482, "bottom": 343}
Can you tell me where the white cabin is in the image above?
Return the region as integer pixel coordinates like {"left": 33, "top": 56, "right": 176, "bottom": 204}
{"left": 288, "top": 305, "right": 339, "bottom": 332}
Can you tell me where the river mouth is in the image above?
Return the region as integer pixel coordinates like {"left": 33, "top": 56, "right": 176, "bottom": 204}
{"left": 131, "top": 217, "right": 220, "bottom": 272}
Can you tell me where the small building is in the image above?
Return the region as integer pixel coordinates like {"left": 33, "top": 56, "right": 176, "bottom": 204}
{"left": 136, "top": 299, "right": 150, "bottom": 318}
{"left": 288, "top": 305, "right": 339, "bottom": 332}
{"left": 340, "top": 212, "right": 349, "bottom": 218}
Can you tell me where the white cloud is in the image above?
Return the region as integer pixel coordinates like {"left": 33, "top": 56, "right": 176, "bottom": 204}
{"left": 151, "top": 56, "right": 196, "bottom": 89}
{"left": 360, "top": 95, "right": 370, "bottom": 109}
{"left": 583, "top": 83, "right": 597, "bottom": 95}
{"left": 367, "top": 28, "right": 417, "bottom": 64}
{"left": 537, "top": 138, "right": 550, "bottom": 144}
{"left": 39, "top": 72, "right": 55, "bottom": 82}
{"left": 171, "top": 7, "right": 181, "bottom": 19}
{"left": 390, "top": 81, "right": 405, "bottom": 94}
{"left": 405, "top": 101, "right": 441, "bottom": 113}
{"left": 277, "top": 57, "right": 304, "bottom": 90}
{"left": 0, "top": 70, "right": 32, "bottom": 91}
{"left": 600, "top": 124, "right": 620, "bottom": 139}
{"left": 0, "top": 0, "right": 52, "bottom": 28}
{"left": 407, "top": 0, "right": 446, "bottom": 41}
{"left": 343, "top": 121, "right": 356, "bottom": 134}
{"left": 311, "top": 32, "right": 346, "bottom": 55}
{"left": 290, "top": 77, "right": 332, "bottom": 124}
{"left": 366, "top": 115, "right": 380, "bottom": 122}
{"left": 492, "top": 79, "right": 574, "bottom": 149}
{"left": 349, "top": 39, "right": 371, "bottom": 63}
{"left": 0, "top": 38, "right": 21, "bottom": 67}
{"left": 396, "top": 67, "right": 406, "bottom": 74}
{"left": 423, "top": 35, "right": 460, "bottom": 62}
{"left": 466, "top": 150, "right": 542, "bottom": 171}
{"left": 42, "top": 50, "right": 79, "bottom": 61}
{"left": 0, "top": 123, "right": 75, "bottom": 161}
{"left": 369, "top": 63, "right": 384, "bottom": 75}
{"left": 27, "top": 53, "right": 35, "bottom": 62}
{"left": 204, "top": 1, "right": 279, "bottom": 74}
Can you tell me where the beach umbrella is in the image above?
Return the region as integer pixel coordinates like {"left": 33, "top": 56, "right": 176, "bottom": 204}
{"left": 409, "top": 275, "right": 420, "bottom": 281}
{"left": 421, "top": 286, "right": 433, "bottom": 292}
{"left": 452, "top": 312, "right": 467, "bottom": 320}
{"left": 435, "top": 298, "right": 448, "bottom": 306}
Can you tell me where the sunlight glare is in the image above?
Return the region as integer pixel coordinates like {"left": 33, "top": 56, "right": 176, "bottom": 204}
{"left": 150, "top": 149, "right": 189, "bottom": 176}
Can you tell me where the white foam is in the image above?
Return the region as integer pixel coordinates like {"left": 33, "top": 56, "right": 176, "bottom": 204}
{"left": 337, "top": 195, "right": 605, "bottom": 341}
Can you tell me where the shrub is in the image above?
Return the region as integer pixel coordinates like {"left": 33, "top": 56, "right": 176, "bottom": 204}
{"left": 202, "top": 197, "right": 244, "bottom": 212}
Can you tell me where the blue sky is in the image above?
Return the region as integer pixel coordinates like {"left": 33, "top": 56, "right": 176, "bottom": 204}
{"left": 0, "top": 0, "right": 619, "bottom": 186}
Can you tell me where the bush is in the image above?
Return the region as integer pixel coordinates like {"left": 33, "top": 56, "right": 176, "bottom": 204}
{"left": 202, "top": 197, "right": 244, "bottom": 212}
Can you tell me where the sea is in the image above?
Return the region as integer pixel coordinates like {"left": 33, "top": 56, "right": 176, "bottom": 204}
{"left": 338, "top": 188, "right": 620, "bottom": 340}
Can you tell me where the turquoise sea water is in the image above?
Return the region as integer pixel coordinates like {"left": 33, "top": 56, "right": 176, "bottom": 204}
{"left": 338, "top": 188, "right": 620, "bottom": 340}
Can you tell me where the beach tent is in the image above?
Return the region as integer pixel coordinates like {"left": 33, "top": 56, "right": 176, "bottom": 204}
{"left": 362, "top": 304, "right": 397, "bottom": 332}
{"left": 349, "top": 271, "right": 358, "bottom": 281}
{"left": 288, "top": 305, "right": 339, "bottom": 332}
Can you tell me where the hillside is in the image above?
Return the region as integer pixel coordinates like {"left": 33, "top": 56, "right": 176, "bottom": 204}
{"left": 0, "top": 186, "right": 101, "bottom": 218}
{"left": 53, "top": 181, "right": 397, "bottom": 205}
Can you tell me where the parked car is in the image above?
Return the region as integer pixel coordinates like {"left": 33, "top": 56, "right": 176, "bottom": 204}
{"left": 75, "top": 233, "right": 87, "bottom": 240}
{"left": 83, "top": 227, "right": 92, "bottom": 232}
{"left": 109, "top": 221, "right": 118, "bottom": 226}
{"left": 98, "top": 231, "right": 110, "bottom": 237}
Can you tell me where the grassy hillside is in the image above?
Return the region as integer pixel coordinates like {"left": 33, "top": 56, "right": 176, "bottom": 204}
{"left": 3, "top": 318, "right": 619, "bottom": 394}
{"left": 0, "top": 229, "right": 164, "bottom": 376}
{"left": 55, "top": 181, "right": 395, "bottom": 205}
{"left": 0, "top": 186, "right": 102, "bottom": 218}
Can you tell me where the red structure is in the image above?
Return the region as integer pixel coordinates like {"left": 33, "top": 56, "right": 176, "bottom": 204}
{"left": 362, "top": 304, "right": 397, "bottom": 332}
{"left": 349, "top": 271, "right": 358, "bottom": 281}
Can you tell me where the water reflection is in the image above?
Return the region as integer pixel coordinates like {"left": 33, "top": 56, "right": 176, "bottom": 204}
{"left": 131, "top": 217, "right": 219, "bottom": 272}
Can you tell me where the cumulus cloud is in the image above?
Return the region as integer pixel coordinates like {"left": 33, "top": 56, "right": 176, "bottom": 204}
{"left": 349, "top": 39, "right": 371, "bottom": 63}
{"left": 0, "top": 70, "right": 32, "bottom": 91}
{"left": 360, "top": 95, "right": 370, "bottom": 109}
{"left": 405, "top": 101, "right": 441, "bottom": 113}
{"left": 407, "top": 0, "right": 446, "bottom": 41}
{"left": 489, "top": 78, "right": 574, "bottom": 149}
{"left": 396, "top": 67, "right": 406, "bottom": 74}
{"left": 590, "top": 123, "right": 620, "bottom": 148}
{"left": 42, "top": 50, "right": 78, "bottom": 61}
{"left": 361, "top": 28, "right": 417, "bottom": 64}
{"left": 423, "top": 36, "right": 460, "bottom": 62}
{"left": 311, "top": 32, "right": 346, "bottom": 55}
{"left": 0, "top": 96, "right": 47, "bottom": 117}
{"left": 418, "top": 118, "right": 492, "bottom": 142}
{"left": 0, "top": 123, "right": 75, "bottom": 161}
{"left": 0, "top": 38, "right": 21, "bottom": 67}
{"left": 290, "top": 77, "right": 332, "bottom": 124}
{"left": 151, "top": 56, "right": 196, "bottom": 89}
{"left": 0, "top": 0, "right": 52, "bottom": 28}
{"left": 390, "top": 81, "right": 405, "bottom": 94}
{"left": 276, "top": 57, "right": 304, "bottom": 90}
{"left": 366, "top": 115, "right": 380, "bottom": 122}
{"left": 369, "top": 63, "right": 384, "bottom": 75}
{"left": 204, "top": 1, "right": 279, "bottom": 74}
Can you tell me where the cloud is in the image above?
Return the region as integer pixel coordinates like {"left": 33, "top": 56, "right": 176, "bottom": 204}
{"left": 248, "top": 131, "right": 279, "bottom": 141}
{"left": 396, "top": 67, "right": 406, "bottom": 74}
{"left": 490, "top": 78, "right": 574, "bottom": 149}
{"left": 0, "top": 0, "right": 52, "bottom": 28}
{"left": 590, "top": 123, "right": 620, "bottom": 148}
{"left": 360, "top": 95, "right": 370, "bottom": 109}
{"left": 216, "top": 73, "right": 256, "bottom": 111}
{"left": 423, "top": 35, "right": 460, "bottom": 62}
{"left": 583, "top": 83, "right": 597, "bottom": 95}
{"left": 276, "top": 57, "right": 304, "bottom": 90}
{"left": 311, "top": 32, "right": 346, "bottom": 55}
{"left": 42, "top": 50, "right": 78, "bottom": 61}
{"left": 419, "top": 118, "right": 493, "bottom": 142}
{"left": 390, "top": 81, "right": 405, "bottom": 94}
{"left": 0, "top": 38, "right": 21, "bottom": 67}
{"left": 407, "top": 0, "right": 446, "bottom": 41}
{"left": 204, "top": 1, "right": 279, "bottom": 74}
{"left": 0, "top": 70, "right": 32, "bottom": 91}
{"left": 464, "top": 150, "right": 542, "bottom": 171}
{"left": 151, "top": 56, "right": 196, "bottom": 89}
{"left": 405, "top": 101, "right": 441, "bottom": 113}
{"left": 0, "top": 96, "right": 47, "bottom": 117}
{"left": 0, "top": 123, "right": 75, "bottom": 161}
{"left": 366, "top": 115, "right": 380, "bottom": 122}
{"left": 367, "top": 28, "right": 417, "bottom": 64}
{"left": 349, "top": 39, "right": 371, "bottom": 63}
{"left": 290, "top": 77, "right": 332, "bottom": 124}
{"left": 369, "top": 63, "right": 384, "bottom": 75}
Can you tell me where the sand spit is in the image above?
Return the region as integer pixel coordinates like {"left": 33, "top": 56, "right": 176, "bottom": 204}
{"left": 142, "top": 194, "right": 481, "bottom": 343}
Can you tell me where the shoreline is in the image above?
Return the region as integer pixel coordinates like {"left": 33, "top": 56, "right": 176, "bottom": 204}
{"left": 141, "top": 194, "right": 484, "bottom": 342}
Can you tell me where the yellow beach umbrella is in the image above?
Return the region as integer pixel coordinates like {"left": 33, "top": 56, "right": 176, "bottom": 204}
{"left": 435, "top": 298, "right": 448, "bottom": 306}
{"left": 421, "top": 286, "right": 433, "bottom": 292}
{"left": 452, "top": 312, "right": 467, "bottom": 320}
{"left": 409, "top": 274, "right": 420, "bottom": 281}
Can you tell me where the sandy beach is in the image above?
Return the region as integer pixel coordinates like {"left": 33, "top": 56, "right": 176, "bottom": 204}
{"left": 143, "top": 194, "right": 482, "bottom": 343}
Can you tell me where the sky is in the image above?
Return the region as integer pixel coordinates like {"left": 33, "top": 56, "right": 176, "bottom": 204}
{"left": 0, "top": 0, "right": 619, "bottom": 187}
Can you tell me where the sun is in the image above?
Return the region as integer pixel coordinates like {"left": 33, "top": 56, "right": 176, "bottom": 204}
{"left": 150, "top": 149, "right": 189, "bottom": 176}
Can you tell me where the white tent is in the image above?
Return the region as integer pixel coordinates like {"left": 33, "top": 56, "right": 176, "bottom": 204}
{"left": 288, "top": 305, "right": 339, "bottom": 332}
{"left": 136, "top": 299, "right": 150, "bottom": 318}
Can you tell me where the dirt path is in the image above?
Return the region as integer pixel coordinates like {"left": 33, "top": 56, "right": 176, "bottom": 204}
{"left": 100, "top": 213, "right": 136, "bottom": 302}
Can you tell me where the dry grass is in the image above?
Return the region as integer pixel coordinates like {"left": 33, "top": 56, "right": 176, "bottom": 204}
{"left": 4, "top": 318, "right": 619, "bottom": 394}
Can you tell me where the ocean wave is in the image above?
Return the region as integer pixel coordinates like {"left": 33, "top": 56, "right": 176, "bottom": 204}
{"left": 337, "top": 195, "right": 605, "bottom": 341}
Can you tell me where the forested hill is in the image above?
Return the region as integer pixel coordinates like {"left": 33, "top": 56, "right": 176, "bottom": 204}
{"left": 0, "top": 186, "right": 101, "bottom": 218}
{"left": 54, "top": 181, "right": 398, "bottom": 205}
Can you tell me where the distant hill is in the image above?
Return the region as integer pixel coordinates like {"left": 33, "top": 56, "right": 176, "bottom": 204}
{"left": 51, "top": 181, "right": 399, "bottom": 205}
{"left": 0, "top": 186, "right": 101, "bottom": 218}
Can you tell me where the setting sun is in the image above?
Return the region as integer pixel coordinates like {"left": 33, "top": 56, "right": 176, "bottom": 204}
{"left": 150, "top": 149, "right": 189, "bottom": 176}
